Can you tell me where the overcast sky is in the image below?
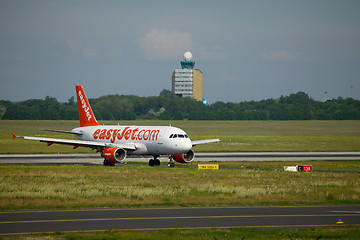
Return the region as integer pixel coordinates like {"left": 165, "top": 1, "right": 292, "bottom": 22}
{"left": 1, "top": 0, "right": 359, "bottom": 103}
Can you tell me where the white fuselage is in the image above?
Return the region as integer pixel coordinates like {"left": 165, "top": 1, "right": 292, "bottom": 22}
{"left": 71, "top": 125, "right": 192, "bottom": 156}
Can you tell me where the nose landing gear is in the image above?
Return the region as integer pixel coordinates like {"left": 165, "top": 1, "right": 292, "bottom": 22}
{"left": 167, "top": 156, "right": 175, "bottom": 168}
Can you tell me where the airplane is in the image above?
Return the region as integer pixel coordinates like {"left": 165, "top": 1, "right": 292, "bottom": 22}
{"left": 202, "top": 97, "right": 209, "bottom": 106}
{"left": 13, "top": 85, "right": 220, "bottom": 167}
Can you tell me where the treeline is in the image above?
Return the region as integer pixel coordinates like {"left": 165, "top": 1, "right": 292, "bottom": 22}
{"left": 1, "top": 91, "right": 360, "bottom": 120}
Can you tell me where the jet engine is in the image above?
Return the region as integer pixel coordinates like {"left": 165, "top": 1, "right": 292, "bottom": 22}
{"left": 102, "top": 147, "right": 126, "bottom": 163}
{"left": 172, "top": 149, "right": 195, "bottom": 163}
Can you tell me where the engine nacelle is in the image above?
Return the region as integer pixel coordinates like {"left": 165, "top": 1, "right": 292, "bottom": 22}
{"left": 172, "top": 149, "right": 195, "bottom": 164}
{"left": 102, "top": 147, "right": 126, "bottom": 163}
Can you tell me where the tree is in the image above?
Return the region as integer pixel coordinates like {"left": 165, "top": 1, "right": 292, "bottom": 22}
{"left": 1, "top": 92, "right": 360, "bottom": 120}
{"left": 66, "top": 96, "right": 75, "bottom": 106}
{"left": 159, "top": 89, "right": 175, "bottom": 98}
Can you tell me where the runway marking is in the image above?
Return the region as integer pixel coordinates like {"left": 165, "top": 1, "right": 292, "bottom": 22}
{"left": 1, "top": 224, "right": 360, "bottom": 236}
{"left": 1, "top": 214, "right": 360, "bottom": 224}
{"left": 331, "top": 211, "right": 360, "bottom": 214}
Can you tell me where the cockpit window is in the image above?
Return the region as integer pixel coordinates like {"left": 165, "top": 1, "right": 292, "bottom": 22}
{"left": 169, "top": 133, "right": 188, "bottom": 138}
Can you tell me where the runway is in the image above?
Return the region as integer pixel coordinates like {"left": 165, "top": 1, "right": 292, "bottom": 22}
{"left": 0, "top": 152, "right": 360, "bottom": 165}
{"left": 0, "top": 205, "right": 359, "bottom": 236}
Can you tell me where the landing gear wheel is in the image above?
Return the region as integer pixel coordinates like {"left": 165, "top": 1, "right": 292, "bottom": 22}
{"left": 103, "top": 160, "right": 115, "bottom": 166}
{"left": 149, "top": 158, "right": 160, "bottom": 167}
{"left": 149, "top": 159, "right": 155, "bottom": 166}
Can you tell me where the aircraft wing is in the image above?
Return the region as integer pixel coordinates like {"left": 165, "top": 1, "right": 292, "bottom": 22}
{"left": 13, "top": 134, "right": 136, "bottom": 150}
{"left": 192, "top": 138, "right": 220, "bottom": 146}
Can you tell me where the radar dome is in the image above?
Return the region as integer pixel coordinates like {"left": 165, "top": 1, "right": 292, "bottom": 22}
{"left": 184, "top": 51, "right": 192, "bottom": 61}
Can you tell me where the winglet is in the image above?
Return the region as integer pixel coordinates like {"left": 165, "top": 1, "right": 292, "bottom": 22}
{"left": 12, "top": 133, "right": 16, "bottom": 140}
{"left": 75, "top": 85, "right": 100, "bottom": 127}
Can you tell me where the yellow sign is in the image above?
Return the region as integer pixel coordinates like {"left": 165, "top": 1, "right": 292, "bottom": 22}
{"left": 198, "top": 164, "right": 219, "bottom": 170}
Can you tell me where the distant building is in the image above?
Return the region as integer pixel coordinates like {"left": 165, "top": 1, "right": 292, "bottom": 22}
{"left": 172, "top": 52, "right": 203, "bottom": 101}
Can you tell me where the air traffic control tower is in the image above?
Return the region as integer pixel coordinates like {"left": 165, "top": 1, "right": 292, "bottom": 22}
{"left": 172, "top": 52, "right": 204, "bottom": 101}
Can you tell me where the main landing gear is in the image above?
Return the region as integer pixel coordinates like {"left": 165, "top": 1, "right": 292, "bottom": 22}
{"left": 149, "top": 156, "right": 160, "bottom": 167}
{"left": 148, "top": 156, "right": 175, "bottom": 167}
{"left": 103, "top": 159, "right": 115, "bottom": 166}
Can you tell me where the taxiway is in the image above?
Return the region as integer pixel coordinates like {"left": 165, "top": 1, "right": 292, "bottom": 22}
{"left": 0, "top": 205, "right": 359, "bottom": 236}
{"left": 0, "top": 152, "right": 360, "bottom": 165}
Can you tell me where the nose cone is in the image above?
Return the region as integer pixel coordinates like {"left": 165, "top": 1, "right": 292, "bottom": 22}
{"left": 170, "top": 138, "right": 192, "bottom": 155}
{"left": 182, "top": 138, "right": 192, "bottom": 152}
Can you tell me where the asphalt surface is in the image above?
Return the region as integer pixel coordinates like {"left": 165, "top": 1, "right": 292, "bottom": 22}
{"left": 0, "top": 152, "right": 360, "bottom": 165}
{"left": 0, "top": 205, "right": 359, "bottom": 236}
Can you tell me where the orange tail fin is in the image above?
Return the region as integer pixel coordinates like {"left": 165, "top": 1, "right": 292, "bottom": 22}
{"left": 75, "top": 85, "right": 100, "bottom": 127}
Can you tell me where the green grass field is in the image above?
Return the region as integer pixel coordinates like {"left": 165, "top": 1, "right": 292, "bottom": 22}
{"left": 1, "top": 120, "right": 360, "bottom": 153}
{"left": 9, "top": 226, "right": 359, "bottom": 240}
{"left": 1, "top": 161, "right": 359, "bottom": 210}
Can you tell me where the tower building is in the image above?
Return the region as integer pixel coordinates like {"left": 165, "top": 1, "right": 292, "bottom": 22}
{"left": 172, "top": 52, "right": 203, "bottom": 101}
